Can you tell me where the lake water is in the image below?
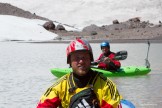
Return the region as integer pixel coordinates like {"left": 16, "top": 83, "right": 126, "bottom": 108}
{"left": 0, "top": 41, "right": 162, "bottom": 108}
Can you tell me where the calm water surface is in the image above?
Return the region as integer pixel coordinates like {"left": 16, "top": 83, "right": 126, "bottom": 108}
{"left": 0, "top": 42, "right": 162, "bottom": 108}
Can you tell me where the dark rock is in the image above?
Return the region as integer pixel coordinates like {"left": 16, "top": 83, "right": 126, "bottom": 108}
{"left": 113, "top": 20, "right": 119, "bottom": 24}
{"left": 56, "top": 24, "right": 65, "bottom": 30}
{"left": 43, "top": 21, "right": 55, "bottom": 30}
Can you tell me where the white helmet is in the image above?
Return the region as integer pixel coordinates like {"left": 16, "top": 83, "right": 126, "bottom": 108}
{"left": 66, "top": 39, "right": 94, "bottom": 64}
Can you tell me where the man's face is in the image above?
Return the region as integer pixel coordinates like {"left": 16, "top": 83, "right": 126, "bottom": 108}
{"left": 70, "top": 51, "right": 91, "bottom": 76}
{"left": 101, "top": 46, "right": 109, "bottom": 54}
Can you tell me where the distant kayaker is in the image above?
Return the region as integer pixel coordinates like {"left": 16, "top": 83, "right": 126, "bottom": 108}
{"left": 95, "top": 41, "right": 121, "bottom": 71}
{"left": 37, "top": 39, "right": 122, "bottom": 108}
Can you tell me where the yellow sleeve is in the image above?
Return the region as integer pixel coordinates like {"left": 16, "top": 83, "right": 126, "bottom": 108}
{"left": 101, "top": 78, "right": 121, "bottom": 108}
{"left": 40, "top": 86, "right": 59, "bottom": 103}
{"left": 37, "top": 75, "right": 69, "bottom": 107}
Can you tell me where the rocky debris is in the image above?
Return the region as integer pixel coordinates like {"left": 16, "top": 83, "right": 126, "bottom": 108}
{"left": 74, "top": 17, "right": 162, "bottom": 40}
{"left": 128, "top": 17, "right": 140, "bottom": 22}
{"left": 125, "top": 19, "right": 153, "bottom": 29}
{"left": 53, "top": 18, "right": 162, "bottom": 40}
{"left": 96, "top": 17, "right": 156, "bottom": 31}
{"left": 43, "top": 21, "right": 55, "bottom": 30}
{"left": 82, "top": 24, "right": 101, "bottom": 32}
{"left": 82, "top": 24, "right": 102, "bottom": 36}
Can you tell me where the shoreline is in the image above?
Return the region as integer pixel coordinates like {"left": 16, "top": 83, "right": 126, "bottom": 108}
{"left": 14, "top": 39, "right": 162, "bottom": 44}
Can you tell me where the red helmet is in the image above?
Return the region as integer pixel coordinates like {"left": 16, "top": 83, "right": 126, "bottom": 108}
{"left": 66, "top": 39, "right": 94, "bottom": 64}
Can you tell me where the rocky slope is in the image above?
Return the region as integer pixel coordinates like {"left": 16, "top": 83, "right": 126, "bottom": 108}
{"left": 0, "top": 3, "right": 49, "bottom": 21}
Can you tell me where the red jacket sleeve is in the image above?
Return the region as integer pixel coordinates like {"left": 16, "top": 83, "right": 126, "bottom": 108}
{"left": 37, "top": 97, "right": 61, "bottom": 108}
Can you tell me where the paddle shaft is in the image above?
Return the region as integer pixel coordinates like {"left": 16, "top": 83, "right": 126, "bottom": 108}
{"left": 145, "top": 41, "right": 150, "bottom": 68}
{"left": 91, "top": 50, "right": 127, "bottom": 65}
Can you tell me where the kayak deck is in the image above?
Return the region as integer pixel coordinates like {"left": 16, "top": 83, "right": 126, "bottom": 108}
{"left": 51, "top": 66, "right": 151, "bottom": 78}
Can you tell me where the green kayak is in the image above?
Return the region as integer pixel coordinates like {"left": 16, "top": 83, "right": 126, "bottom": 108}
{"left": 51, "top": 66, "right": 151, "bottom": 78}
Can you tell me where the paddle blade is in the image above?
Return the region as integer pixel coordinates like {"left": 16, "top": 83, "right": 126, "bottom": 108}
{"left": 91, "top": 61, "right": 98, "bottom": 65}
{"left": 115, "top": 50, "right": 128, "bottom": 60}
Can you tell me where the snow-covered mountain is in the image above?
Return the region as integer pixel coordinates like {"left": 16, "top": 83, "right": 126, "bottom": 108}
{"left": 1, "top": 0, "right": 162, "bottom": 29}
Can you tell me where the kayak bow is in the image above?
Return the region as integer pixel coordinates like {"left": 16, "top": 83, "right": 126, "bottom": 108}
{"left": 51, "top": 66, "right": 151, "bottom": 78}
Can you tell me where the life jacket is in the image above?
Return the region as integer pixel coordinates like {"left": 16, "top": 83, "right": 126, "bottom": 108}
{"left": 68, "top": 71, "right": 100, "bottom": 108}
{"left": 98, "top": 52, "right": 120, "bottom": 71}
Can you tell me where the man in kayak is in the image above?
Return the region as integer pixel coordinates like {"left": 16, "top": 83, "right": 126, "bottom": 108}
{"left": 94, "top": 41, "right": 121, "bottom": 71}
{"left": 37, "top": 39, "right": 122, "bottom": 108}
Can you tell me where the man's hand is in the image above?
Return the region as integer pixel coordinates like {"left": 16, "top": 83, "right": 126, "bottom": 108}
{"left": 103, "top": 57, "right": 110, "bottom": 63}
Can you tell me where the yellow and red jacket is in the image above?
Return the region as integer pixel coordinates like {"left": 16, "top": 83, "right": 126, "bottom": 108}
{"left": 37, "top": 72, "right": 121, "bottom": 108}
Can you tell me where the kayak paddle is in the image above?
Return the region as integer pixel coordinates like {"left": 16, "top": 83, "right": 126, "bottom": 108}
{"left": 145, "top": 41, "right": 150, "bottom": 68}
{"left": 91, "top": 50, "right": 128, "bottom": 65}
{"left": 114, "top": 50, "right": 128, "bottom": 60}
